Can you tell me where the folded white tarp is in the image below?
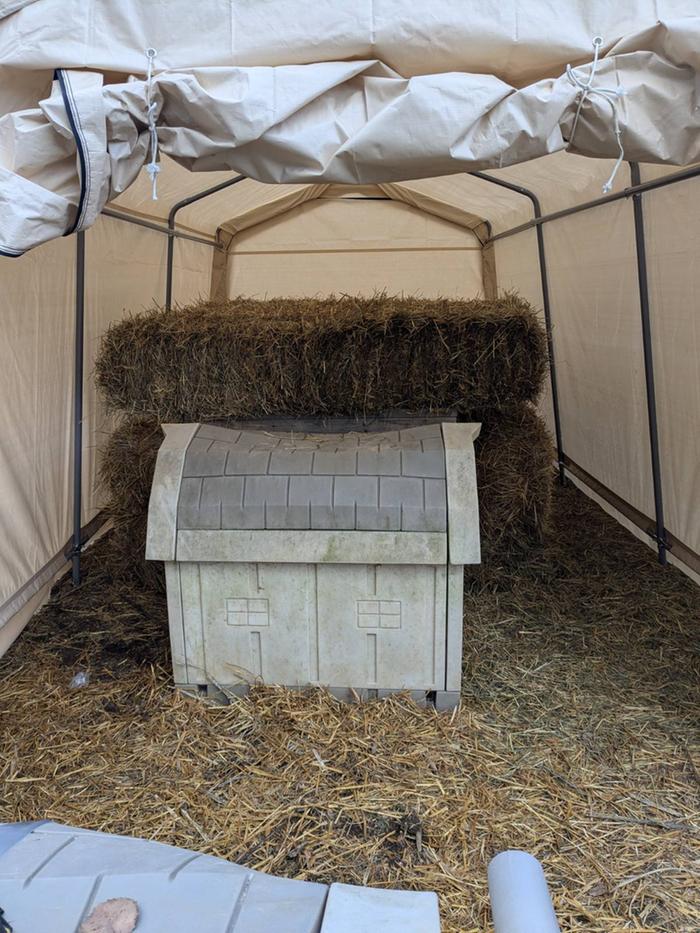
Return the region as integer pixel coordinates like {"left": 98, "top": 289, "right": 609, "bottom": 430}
{"left": 1, "top": 1, "right": 699, "bottom": 254}
{"left": 1, "top": 1, "right": 698, "bottom": 89}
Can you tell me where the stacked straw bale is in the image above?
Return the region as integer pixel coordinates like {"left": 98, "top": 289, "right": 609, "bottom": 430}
{"left": 96, "top": 294, "right": 547, "bottom": 420}
{"left": 96, "top": 295, "right": 553, "bottom": 585}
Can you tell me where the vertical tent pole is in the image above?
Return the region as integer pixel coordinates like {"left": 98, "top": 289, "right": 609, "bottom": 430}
{"left": 165, "top": 174, "right": 247, "bottom": 310}
{"left": 629, "top": 162, "right": 668, "bottom": 565}
{"left": 164, "top": 223, "right": 175, "bottom": 312}
{"left": 71, "top": 230, "right": 86, "bottom": 585}
{"left": 470, "top": 172, "right": 566, "bottom": 485}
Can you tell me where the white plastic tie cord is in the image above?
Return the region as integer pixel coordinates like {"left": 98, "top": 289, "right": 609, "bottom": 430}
{"left": 566, "top": 36, "right": 627, "bottom": 194}
{"left": 144, "top": 47, "right": 160, "bottom": 200}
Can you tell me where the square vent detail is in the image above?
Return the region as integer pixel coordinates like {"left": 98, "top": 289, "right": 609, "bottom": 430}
{"left": 226, "top": 597, "right": 270, "bottom": 627}
{"left": 356, "top": 599, "right": 402, "bottom": 629}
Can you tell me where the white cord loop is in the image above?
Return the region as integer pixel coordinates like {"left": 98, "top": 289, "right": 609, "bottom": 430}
{"left": 144, "top": 47, "right": 160, "bottom": 200}
{"left": 566, "top": 36, "right": 627, "bottom": 194}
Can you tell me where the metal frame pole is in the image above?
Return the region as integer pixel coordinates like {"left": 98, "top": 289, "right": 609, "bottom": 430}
{"left": 165, "top": 174, "right": 247, "bottom": 309}
{"left": 101, "top": 208, "right": 217, "bottom": 248}
{"left": 492, "top": 163, "right": 700, "bottom": 243}
{"left": 471, "top": 172, "right": 565, "bottom": 484}
{"left": 629, "top": 162, "right": 668, "bottom": 565}
{"left": 71, "top": 230, "right": 86, "bottom": 585}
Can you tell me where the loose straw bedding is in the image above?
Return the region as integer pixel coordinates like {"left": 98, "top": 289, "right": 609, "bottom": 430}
{"left": 1, "top": 484, "right": 698, "bottom": 932}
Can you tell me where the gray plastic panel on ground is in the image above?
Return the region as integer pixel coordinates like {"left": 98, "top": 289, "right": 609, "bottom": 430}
{"left": 0, "top": 822, "right": 440, "bottom": 932}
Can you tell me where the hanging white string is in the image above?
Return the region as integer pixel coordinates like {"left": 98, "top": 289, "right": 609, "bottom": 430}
{"left": 566, "top": 36, "right": 627, "bottom": 193}
{"left": 144, "top": 47, "right": 160, "bottom": 200}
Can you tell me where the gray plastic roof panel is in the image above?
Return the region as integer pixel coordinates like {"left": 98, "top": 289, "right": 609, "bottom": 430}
{"left": 0, "top": 823, "right": 328, "bottom": 933}
{"left": 177, "top": 424, "right": 448, "bottom": 533}
{"left": 0, "top": 822, "right": 441, "bottom": 933}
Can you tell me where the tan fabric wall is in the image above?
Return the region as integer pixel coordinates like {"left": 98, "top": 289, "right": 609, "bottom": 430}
{"left": 506, "top": 200, "right": 653, "bottom": 518}
{"left": 641, "top": 177, "right": 700, "bottom": 555}
{"left": 226, "top": 199, "right": 484, "bottom": 298}
{"left": 168, "top": 238, "right": 215, "bottom": 309}
{"left": 0, "top": 236, "right": 75, "bottom": 624}
{"left": 0, "top": 216, "right": 212, "bottom": 645}
{"left": 493, "top": 179, "right": 700, "bottom": 569}
{"left": 84, "top": 220, "right": 212, "bottom": 518}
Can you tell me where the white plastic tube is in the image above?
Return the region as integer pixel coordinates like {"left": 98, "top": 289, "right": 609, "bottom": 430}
{"left": 488, "top": 850, "right": 560, "bottom": 933}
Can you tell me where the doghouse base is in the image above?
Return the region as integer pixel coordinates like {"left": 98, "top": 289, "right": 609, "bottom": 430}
{"left": 177, "top": 682, "right": 462, "bottom": 710}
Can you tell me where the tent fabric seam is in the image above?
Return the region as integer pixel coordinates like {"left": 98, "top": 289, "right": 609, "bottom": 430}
{"left": 55, "top": 70, "right": 89, "bottom": 235}
{"left": 0, "top": 513, "right": 109, "bottom": 630}
{"left": 563, "top": 457, "right": 700, "bottom": 576}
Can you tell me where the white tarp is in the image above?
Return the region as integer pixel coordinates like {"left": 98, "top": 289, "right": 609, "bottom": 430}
{"left": 1, "top": 1, "right": 698, "bottom": 86}
{"left": 1, "top": 2, "right": 700, "bottom": 254}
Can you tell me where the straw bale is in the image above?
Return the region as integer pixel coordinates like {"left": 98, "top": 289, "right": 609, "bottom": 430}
{"left": 467, "top": 403, "right": 554, "bottom": 558}
{"left": 95, "top": 294, "right": 548, "bottom": 422}
{"left": 2, "top": 485, "right": 698, "bottom": 932}
{"left": 99, "top": 418, "right": 165, "bottom": 591}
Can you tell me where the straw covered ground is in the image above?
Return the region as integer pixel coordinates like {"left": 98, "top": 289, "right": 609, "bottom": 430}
{"left": 1, "top": 483, "right": 698, "bottom": 932}
{"left": 95, "top": 294, "right": 547, "bottom": 421}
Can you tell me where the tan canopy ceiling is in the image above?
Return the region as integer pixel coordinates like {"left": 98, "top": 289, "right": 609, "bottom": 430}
{"left": 111, "top": 151, "right": 631, "bottom": 244}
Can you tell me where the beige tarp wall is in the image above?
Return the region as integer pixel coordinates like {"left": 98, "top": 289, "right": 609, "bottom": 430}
{"left": 226, "top": 197, "right": 484, "bottom": 299}
{"left": 493, "top": 167, "right": 700, "bottom": 580}
{"left": 542, "top": 200, "right": 651, "bottom": 515}
{"left": 83, "top": 219, "right": 213, "bottom": 516}
{"left": 0, "top": 217, "right": 211, "bottom": 650}
{"left": 641, "top": 170, "right": 700, "bottom": 563}
{"left": 1, "top": 235, "right": 75, "bottom": 643}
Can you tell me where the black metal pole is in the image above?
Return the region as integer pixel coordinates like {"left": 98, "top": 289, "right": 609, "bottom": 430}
{"left": 71, "top": 230, "right": 86, "bottom": 584}
{"left": 165, "top": 225, "right": 175, "bottom": 311}
{"left": 471, "top": 172, "right": 566, "bottom": 484}
{"left": 629, "top": 162, "right": 668, "bottom": 565}
{"left": 101, "top": 208, "right": 217, "bottom": 248}
{"left": 165, "top": 174, "right": 247, "bottom": 309}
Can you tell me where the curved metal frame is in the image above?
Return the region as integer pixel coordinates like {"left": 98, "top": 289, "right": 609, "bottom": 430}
{"left": 472, "top": 164, "right": 694, "bottom": 565}
{"left": 471, "top": 171, "right": 566, "bottom": 485}
{"left": 492, "top": 163, "right": 700, "bottom": 242}
{"left": 70, "top": 230, "right": 86, "bottom": 584}
{"left": 165, "top": 174, "right": 247, "bottom": 309}
{"left": 102, "top": 208, "right": 216, "bottom": 248}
